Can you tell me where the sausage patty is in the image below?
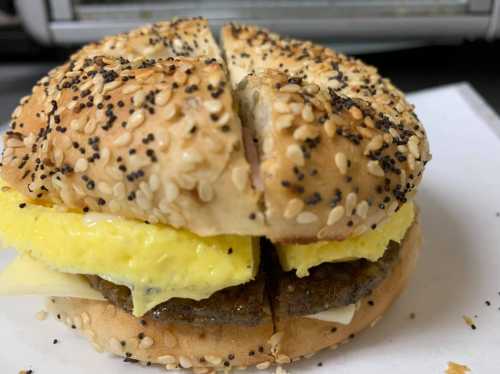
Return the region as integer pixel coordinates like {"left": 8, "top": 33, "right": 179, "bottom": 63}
{"left": 86, "top": 239, "right": 402, "bottom": 326}
{"left": 267, "top": 240, "right": 401, "bottom": 318}
{"left": 86, "top": 269, "right": 270, "bottom": 326}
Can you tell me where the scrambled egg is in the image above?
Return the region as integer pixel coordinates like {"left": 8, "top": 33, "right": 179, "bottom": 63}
{"left": 277, "top": 202, "right": 415, "bottom": 277}
{"left": 0, "top": 178, "right": 415, "bottom": 316}
{"left": 0, "top": 181, "right": 258, "bottom": 316}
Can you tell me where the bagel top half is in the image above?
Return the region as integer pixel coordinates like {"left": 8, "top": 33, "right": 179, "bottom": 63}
{"left": 0, "top": 18, "right": 430, "bottom": 242}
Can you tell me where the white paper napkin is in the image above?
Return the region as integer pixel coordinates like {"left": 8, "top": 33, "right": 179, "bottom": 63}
{"left": 1, "top": 82, "right": 500, "bottom": 373}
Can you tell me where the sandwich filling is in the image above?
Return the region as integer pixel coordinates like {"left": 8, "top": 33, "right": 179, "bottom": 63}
{"left": 0, "top": 178, "right": 414, "bottom": 322}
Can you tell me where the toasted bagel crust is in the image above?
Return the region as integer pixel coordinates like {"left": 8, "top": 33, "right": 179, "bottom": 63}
{"left": 238, "top": 70, "right": 427, "bottom": 241}
{"left": 223, "top": 23, "right": 430, "bottom": 241}
{"left": 0, "top": 56, "right": 266, "bottom": 236}
{"left": 74, "top": 18, "right": 223, "bottom": 63}
{"left": 46, "top": 221, "right": 420, "bottom": 370}
{"left": 1, "top": 18, "right": 429, "bottom": 241}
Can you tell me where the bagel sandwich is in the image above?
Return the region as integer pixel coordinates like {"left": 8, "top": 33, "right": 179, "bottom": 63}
{"left": 0, "top": 17, "right": 430, "bottom": 371}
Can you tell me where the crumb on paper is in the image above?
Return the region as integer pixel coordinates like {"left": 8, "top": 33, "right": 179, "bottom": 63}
{"left": 445, "top": 361, "right": 471, "bottom": 374}
{"left": 35, "top": 310, "right": 47, "bottom": 321}
{"left": 409, "top": 312, "right": 416, "bottom": 319}
{"left": 463, "top": 315, "right": 477, "bottom": 330}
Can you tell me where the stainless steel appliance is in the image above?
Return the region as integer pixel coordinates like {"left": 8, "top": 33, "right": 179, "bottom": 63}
{"left": 14, "top": 0, "right": 500, "bottom": 48}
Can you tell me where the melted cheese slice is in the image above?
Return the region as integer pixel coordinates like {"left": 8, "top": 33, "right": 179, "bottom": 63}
{"left": 0, "top": 254, "right": 105, "bottom": 300}
{"left": 277, "top": 202, "right": 415, "bottom": 277}
{"left": 0, "top": 181, "right": 258, "bottom": 316}
{"left": 306, "top": 303, "right": 357, "bottom": 325}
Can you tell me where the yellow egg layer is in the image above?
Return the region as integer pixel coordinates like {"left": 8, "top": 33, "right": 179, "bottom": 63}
{"left": 277, "top": 202, "right": 415, "bottom": 277}
{"left": 0, "top": 181, "right": 258, "bottom": 316}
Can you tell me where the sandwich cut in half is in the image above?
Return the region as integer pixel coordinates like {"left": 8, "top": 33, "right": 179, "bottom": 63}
{"left": 0, "top": 17, "right": 430, "bottom": 371}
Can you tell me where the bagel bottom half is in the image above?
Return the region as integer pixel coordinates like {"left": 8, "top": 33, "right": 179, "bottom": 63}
{"left": 46, "top": 220, "right": 421, "bottom": 371}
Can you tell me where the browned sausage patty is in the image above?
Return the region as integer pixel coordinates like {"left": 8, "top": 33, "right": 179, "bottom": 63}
{"left": 86, "top": 239, "right": 401, "bottom": 326}
{"left": 86, "top": 270, "right": 270, "bottom": 326}
{"left": 268, "top": 240, "right": 400, "bottom": 319}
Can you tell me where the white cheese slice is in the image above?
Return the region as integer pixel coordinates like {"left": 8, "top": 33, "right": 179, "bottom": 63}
{"left": 0, "top": 254, "right": 105, "bottom": 300}
{"left": 306, "top": 303, "right": 356, "bottom": 325}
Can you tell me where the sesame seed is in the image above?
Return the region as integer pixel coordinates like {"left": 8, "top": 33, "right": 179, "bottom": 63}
{"left": 364, "top": 135, "right": 383, "bottom": 155}
{"left": 280, "top": 83, "right": 301, "bottom": 93}
{"left": 349, "top": 106, "right": 363, "bottom": 120}
{"left": 296, "top": 211, "right": 318, "bottom": 224}
{"left": 216, "top": 112, "right": 230, "bottom": 126}
{"left": 113, "top": 132, "right": 132, "bottom": 147}
{"left": 204, "top": 355, "right": 222, "bottom": 365}
{"left": 158, "top": 355, "right": 177, "bottom": 365}
{"left": 164, "top": 180, "right": 180, "bottom": 203}
{"left": 407, "top": 153, "right": 416, "bottom": 170}
{"left": 353, "top": 224, "right": 368, "bottom": 236}
{"left": 109, "top": 337, "right": 122, "bottom": 353}
{"left": 128, "top": 109, "right": 145, "bottom": 129}
{"left": 164, "top": 103, "right": 177, "bottom": 120}
{"left": 345, "top": 192, "right": 357, "bottom": 216}
{"left": 301, "top": 103, "right": 315, "bottom": 122}
{"left": 133, "top": 90, "right": 146, "bottom": 107}
{"left": 367, "top": 160, "right": 385, "bottom": 177}
{"left": 138, "top": 336, "right": 154, "bottom": 349}
{"left": 173, "top": 70, "right": 188, "bottom": 85}
{"left": 261, "top": 137, "right": 273, "bottom": 155}
{"left": 289, "top": 102, "right": 304, "bottom": 114}
{"left": 152, "top": 88, "right": 170, "bottom": 106}
{"left": 327, "top": 206, "right": 345, "bottom": 225}
{"left": 408, "top": 135, "right": 420, "bottom": 158}
{"left": 197, "top": 180, "right": 214, "bottom": 202}
{"left": 231, "top": 166, "right": 248, "bottom": 191}
{"left": 334, "top": 152, "right": 348, "bottom": 175}
{"left": 103, "top": 80, "right": 122, "bottom": 92}
{"left": 179, "top": 356, "right": 193, "bottom": 368}
{"left": 293, "top": 125, "right": 319, "bottom": 141}
{"left": 324, "top": 119, "right": 337, "bottom": 138}
{"left": 276, "top": 354, "right": 291, "bottom": 364}
{"left": 94, "top": 180, "right": 113, "bottom": 195}
{"left": 203, "top": 99, "right": 223, "bottom": 113}
{"left": 84, "top": 119, "right": 97, "bottom": 135}
{"left": 364, "top": 116, "right": 375, "bottom": 128}
{"left": 356, "top": 200, "right": 369, "bottom": 219}
{"left": 276, "top": 114, "right": 294, "bottom": 130}
{"left": 304, "top": 83, "right": 320, "bottom": 95}
{"left": 284, "top": 198, "right": 305, "bottom": 219}
{"left": 256, "top": 361, "right": 271, "bottom": 370}
{"left": 387, "top": 201, "right": 399, "bottom": 216}
{"left": 286, "top": 144, "right": 305, "bottom": 166}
